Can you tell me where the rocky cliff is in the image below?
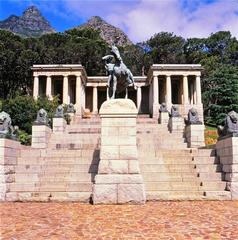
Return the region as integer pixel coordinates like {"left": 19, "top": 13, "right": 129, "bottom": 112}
{"left": 0, "top": 6, "right": 55, "bottom": 37}
{"left": 78, "top": 16, "right": 132, "bottom": 46}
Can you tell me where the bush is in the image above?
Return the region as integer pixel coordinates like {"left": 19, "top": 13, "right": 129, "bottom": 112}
{"left": 2, "top": 95, "right": 60, "bottom": 144}
{"left": 18, "top": 130, "right": 31, "bottom": 145}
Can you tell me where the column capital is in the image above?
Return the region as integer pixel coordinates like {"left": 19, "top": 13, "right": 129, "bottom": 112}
{"left": 196, "top": 74, "right": 201, "bottom": 78}
{"left": 183, "top": 74, "right": 188, "bottom": 78}
{"left": 166, "top": 74, "right": 171, "bottom": 78}
{"left": 33, "top": 73, "right": 39, "bottom": 77}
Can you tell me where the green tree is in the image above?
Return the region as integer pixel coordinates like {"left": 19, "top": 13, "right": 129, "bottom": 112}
{"left": 203, "top": 65, "right": 238, "bottom": 125}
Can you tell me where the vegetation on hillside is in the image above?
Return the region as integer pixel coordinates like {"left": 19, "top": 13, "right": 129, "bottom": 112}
{"left": 0, "top": 28, "right": 237, "bottom": 128}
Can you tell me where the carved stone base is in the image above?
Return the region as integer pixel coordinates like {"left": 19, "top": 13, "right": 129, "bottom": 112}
{"left": 159, "top": 112, "right": 169, "bottom": 125}
{"left": 0, "top": 139, "right": 20, "bottom": 201}
{"left": 216, "top": 136, "right": 238, "bottom": 200}
{"left": 185, "top": 124, "right": 205, "bottom": 148}
{"left": 53, "top": 118, "right": 66, "bottom": 133}
{"left": 93, "top": 99, "right": 146, "bottom": 204}
{"left": 32, "top": 125, "right": 52, "bottom": 149}
{"left": 168, "top": 117, "right": 184, "bottom": 133}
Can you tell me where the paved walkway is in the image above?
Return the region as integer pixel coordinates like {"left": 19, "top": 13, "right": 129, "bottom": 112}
{"left": 0, "top": 201, "right": 238, "bottom": 240}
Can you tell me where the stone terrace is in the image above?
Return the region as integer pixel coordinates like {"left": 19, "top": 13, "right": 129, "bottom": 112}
{"left": 1, "top": 201, "right": 238, "bottom": 239}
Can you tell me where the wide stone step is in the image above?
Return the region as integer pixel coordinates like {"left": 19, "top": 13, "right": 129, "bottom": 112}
{"left": 145, "top": 181, "right": 201, "bottom": 191}
{"left": 48, "top": 143, "right": 99, "bottom": 150}
{"left": 6, "top": 191, "right": 91, "bottom": 202}
{"left": 146, "top": 190, "right": 205, "bottom": 200}
{"left": 200, "top": 181, "right": 227, "bottom": 191}
{"left": 198, "top": 172, "right": 224, "bottom": 181}
{"left": 203, "top": 191, "right": 231, "bottom": 200}
{"left": 15, "top": 173, "right": 95, "bottom": 183}
{"left": 193, "top": 156, "right": 219, "bottom": 164}
{"left": 15, "top": 164, "right": 98, "bottom": 173}
{"left": 195, "top": 164, "right": 222, "bottom": 172}
{"left": 140, "top": 164, "right": 197, "bottom": 172}
{"left": 10, "top": 182, "right": 92, "bottom": 192}
{"left": 142, "top": 172, "right": 198, "bottom": 182}
{"left": 138, "top": 158, "right": 193, "bottom": 164}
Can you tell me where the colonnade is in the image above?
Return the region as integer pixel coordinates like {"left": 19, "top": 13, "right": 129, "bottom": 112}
{"left": 151, "top": 74, "right": 202, "bottom": 117}
{"left": 33, "top": 74, "right": 83, "bottom": 113}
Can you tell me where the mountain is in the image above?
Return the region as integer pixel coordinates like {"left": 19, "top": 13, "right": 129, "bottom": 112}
{"left": 0, "top": 6, "right": 55, "bottom": 37}
{"left": 77, "top": 16, "right": 133, "bottom": 46}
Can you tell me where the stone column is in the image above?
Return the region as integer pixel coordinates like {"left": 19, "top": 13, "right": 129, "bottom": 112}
{"left": 33, "top": 76, "right": 39, "bottom": 100}
{"left": 183, "top": 75, "right": 189, "bottom": 104}
{"left": 46, "top": 75, "right": 52, "bottom": 100}
{"left": 93, "top": 99, "right": 146, "bottom": 204}
{"left": 75, "top": 75, "right": 81, "bottom": 114}
{"left": 152, "top": 76, "right": 159, "bottom": 118}
{"left": 63, "top": 75, "right": 69, "bottom": 105}
{"left": 93, "top": 86, "right": 98, "bottom": 113}
{"left": 196, "top": 75, "right": 202, "bottom": 104}
{"left": 166, "top": 75, "right": 172, "bottom": 107}
{"left": 137, "top": 86, "right": 142, "bottom": 113}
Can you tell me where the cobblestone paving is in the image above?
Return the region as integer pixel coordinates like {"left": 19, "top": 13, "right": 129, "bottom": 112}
{"left": 0, "top": 201, "right": 238, "bottom": 240}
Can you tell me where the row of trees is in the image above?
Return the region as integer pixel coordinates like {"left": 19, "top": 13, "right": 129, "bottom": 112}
{"left": 0, "top": 28, "right": 237, "bottom": 125}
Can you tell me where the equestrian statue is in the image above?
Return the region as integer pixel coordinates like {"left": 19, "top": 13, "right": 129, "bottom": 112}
{"left": 102, "top": 45, "right": 137, "bottom": 99}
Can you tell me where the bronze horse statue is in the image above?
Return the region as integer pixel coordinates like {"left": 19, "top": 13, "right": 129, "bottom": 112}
{"left": 102, "top": 45, "right": 136, "bottom": 99}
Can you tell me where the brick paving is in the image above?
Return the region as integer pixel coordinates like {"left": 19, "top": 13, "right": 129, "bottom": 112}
{"left": 0, "top": 201, "right": 238, "bottom": 240}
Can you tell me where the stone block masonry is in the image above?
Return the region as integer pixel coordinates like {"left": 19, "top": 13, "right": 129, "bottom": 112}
{"left": 0, "top": 139, "right": 20, "bottom": 201}
{"left": 185, "top": 124, "right": 205, "bottom": 148}
{"left": 216, "top": 135, "right": 238, "bottom": 199}
{"left": 53, "top": 118, "right": 67, "bottom": 133}
{"left": 93, "top": 99, "right": 146, "bottom": 204}
{"left": 32, "top": 125, "right": 52, "bottom": 148}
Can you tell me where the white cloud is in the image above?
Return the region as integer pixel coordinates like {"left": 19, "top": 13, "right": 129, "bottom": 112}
{"left": 25, "top": 0, "right": 238, "bottom": 42}
{"left": 105, "top": 0, "right": 238, "bottom": 42}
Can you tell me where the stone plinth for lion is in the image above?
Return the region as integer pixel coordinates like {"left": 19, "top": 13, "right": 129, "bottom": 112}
{"left": 93, "top": 99, "right": 146, "bottom": 204}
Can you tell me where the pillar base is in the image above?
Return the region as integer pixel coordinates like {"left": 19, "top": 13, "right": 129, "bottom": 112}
{"left": 216, "top": 136, "right": 238, "bottom": 200}
{"left": 152, "top": 104, "right": 159, "bottom": 119}
{"left": 159, "top": 112, "right": 169, "bottom": 125}
{"left": 168, "top": 117, "right": 185, "bottom": 133}
{"left": 185, "top": 124, "right": 205, "bottom": 148}
{"left": 0, "top": 139, "right": 20, "bottom": 201}
{"left": 53, "top": 118, "right": 66, "bottom": 133}
{"left": 93, "top": 99, "right": 146, "bottom": 204}
{"left": 32, "top": 125, "right": 52, "bottom": 149}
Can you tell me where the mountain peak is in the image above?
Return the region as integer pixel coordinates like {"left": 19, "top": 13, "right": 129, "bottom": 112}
{"left": 78, "top": 16, "right": 132, "bottom": 46}
{"left": 22, "top": 6, "right": 42, "bottom": 18}
{"left": 0, "top": 6, "right": 55, "bottom": 37}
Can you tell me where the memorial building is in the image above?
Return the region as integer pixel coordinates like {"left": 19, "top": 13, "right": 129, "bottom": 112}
{"left": 32, "top": 64, "right": 203, "bottom": 120}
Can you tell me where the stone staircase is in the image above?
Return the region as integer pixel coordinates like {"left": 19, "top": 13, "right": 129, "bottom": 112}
{"left": 8, "top": 114, "right": 231, "bottom": 201}
{"left": 137, "top": 117, "right": 230, "bottom": 200}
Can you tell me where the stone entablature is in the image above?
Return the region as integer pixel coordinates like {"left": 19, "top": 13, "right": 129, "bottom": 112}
{"left": 31, "top": 64, "right": 203, "bottom": 120}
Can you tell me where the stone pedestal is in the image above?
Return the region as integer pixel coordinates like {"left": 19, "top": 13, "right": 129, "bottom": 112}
{"left": 93, "top": 99, "right": 146, "bottom": 204}
{"left": 168, "top": 117, "right": 184, "bottom": 133}
{"left": 152, "top": 104, "right": 159, "bottom": 119}
{"left": 159, "top": 112, "right": 169, "bottom": 125}
{"left": 32, "top": 125, "right": 51, "bottom": 149}
{"left": 53, "top": 118, "right": 66, "bottom": 133}
{"left": 185, "top": 124, "right": 205, "bottom": 148}
{"left": 0, "top": 139, "right": 20, "bottom": 201}
{"left": 216, "top": 135, "right": 238, "bottom": 199}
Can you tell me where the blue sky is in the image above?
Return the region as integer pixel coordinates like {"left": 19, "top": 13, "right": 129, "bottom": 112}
{"left": 0, "top": 0, "right": 237, "bottom": 42}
